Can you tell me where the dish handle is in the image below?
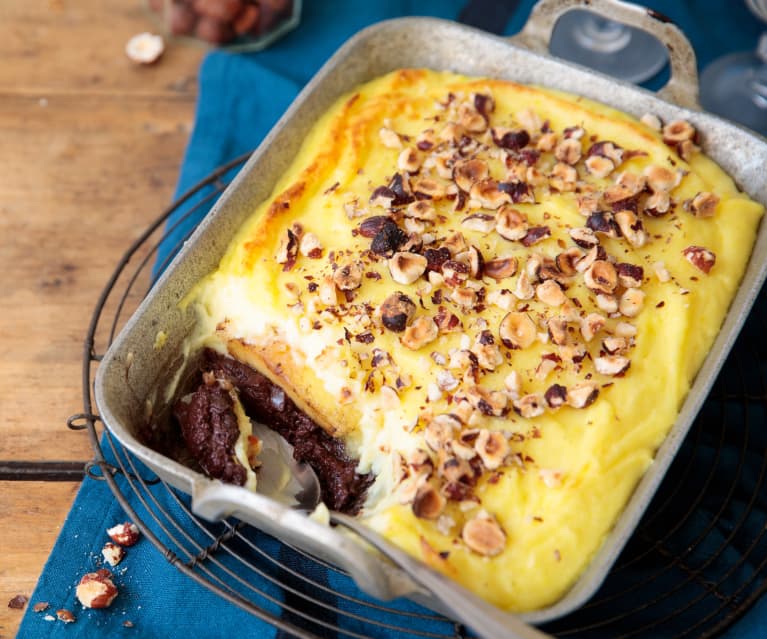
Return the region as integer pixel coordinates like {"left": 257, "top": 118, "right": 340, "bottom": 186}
{"left": 509, "top": 0, "right": 700, "bottom": 110}
{"left": 190, "top": 479, "right": 423, "bottom": 602}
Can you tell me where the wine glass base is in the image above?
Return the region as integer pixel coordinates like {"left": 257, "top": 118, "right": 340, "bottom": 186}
{"left": 550, "top": 10, "right": 669, "bottom": 84}
{"left": 700, "top": 51, "right": 767, "bottom": 136}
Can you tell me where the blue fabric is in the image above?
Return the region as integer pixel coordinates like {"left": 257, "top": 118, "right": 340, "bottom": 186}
{"left": 20, "top": 1, "right": 767, "bottom": 637}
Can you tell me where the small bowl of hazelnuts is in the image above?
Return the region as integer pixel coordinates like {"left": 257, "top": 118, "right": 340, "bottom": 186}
{"left": 147, "top": 0, "right": 301, "bottom": 51}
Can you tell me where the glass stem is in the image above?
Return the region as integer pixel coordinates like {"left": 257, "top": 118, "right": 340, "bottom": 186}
{"left": 573, "top": 16, "right": 632, "bottom": 53}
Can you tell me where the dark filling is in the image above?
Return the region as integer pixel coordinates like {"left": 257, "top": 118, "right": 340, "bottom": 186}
{"left": 173, "top": 348, "right": 372, "bottom": 514}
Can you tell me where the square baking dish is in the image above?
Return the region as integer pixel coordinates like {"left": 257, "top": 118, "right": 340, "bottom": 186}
{"left": 94, "top": 0, "right": 767, "bottom": 625}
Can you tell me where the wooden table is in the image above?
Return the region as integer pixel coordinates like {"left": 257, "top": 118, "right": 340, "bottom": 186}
{"left": 0, "top": 2, "right": 204, "bottom": 635}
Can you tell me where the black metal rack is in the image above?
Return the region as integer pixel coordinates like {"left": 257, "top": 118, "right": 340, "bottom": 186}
{"left": 70, "top": 152, "right": 767, "bottom": 638}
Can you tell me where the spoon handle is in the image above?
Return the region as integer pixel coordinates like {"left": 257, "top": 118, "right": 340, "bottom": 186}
{"left": 330, "top": 513, "right": 552, "bottom": 639}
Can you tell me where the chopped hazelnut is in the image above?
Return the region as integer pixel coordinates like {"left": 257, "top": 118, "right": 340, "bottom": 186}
{"left": 569, "top": 227, "right": 599, "bottom": 249}
{"left": 412, "top": 484, "right": 446, "bottom": 519}
{"left": 388, "top": 252, "right": 428, "bottom": 285}
{"left": 653, "top": 261, "right": 671, "bottom": 283}
{"left": 688, "top": 191, "right": 720, "bottom": 218}
{"left": 499, "top": 312, "right": 537, "bottom": 349}
{"left": 462, "top": 513, "right": 506, "bottom": 556}
{"left": 402, "top": 316, "right": 438, "bottom": 350}
{"left": 56, "top": 609, "right": 76, "bottom": 623}
{"left": 614, "top": 321, "right": 637, "bottom": 338}
{"left": 107, "top": 522, "right": 140, "bottom": 547}
{"left": 614, "top": 210, "right": 647, "bottom": 248}
{"left": 595, "top": 292, "right": 619, "bottom": 313}
{"left": 640, "top": 113, "right": 663, "bottom": 130}
{"left": 584, "top": 260, "right": 618, "bottom": 294}
{"left": 412, "top": 177, "right": 447, "bottom": 200}
{"left": 616, "top": 263, "right": 644, "bottom": 289}
{"left": 333, "top": 261, "right": 363, "bottom": 290}
{"left": 549, "top": 162, "right": 578, "bottom": 191}
{"left": 449, "top": 286, "right": 477, "bottom": 309}
{"left": 512, "top": 393, "right": 545, "bottom": 418}
{"left": 438, "top": 121, "right": 464, "bottom": 144}
{"left": 299, "top": 232, "right": 323, "bottom": 258}
{"left": 494, "top": 204, "right": 528, "bottom": 241}
{"left": 101, "top": 542, "right": 126, "bottom": 567}
{"left": 462, "top": 213, "right": 496, "bottom": 234}
{"left": 443, "top": 232, "right": 468, "bottom": 256}
{"left": 585, "top": 155, "right": 615, "bottom": 178}
{"left": 397, "top": 147, "right": 421, "bottom": 173}
{"left": 486, "top": 288, "right": 515, "bottom": 310}
{"left": 275, "top": 229, "right": 298, "bottom": 267}
{"left": 425, "top": 414, "right": 461, "bottom": 451}
{"left": 76, "top": 570, "right": 118, "bottom": 609}
{"left": 663, "top": 119, "right": 696, "bottom": 144}
{"left": 484, "top": 256, "right": 518, "bottom": 280}
{"left": 645, "top": 189, "right": 671, "bottom": 215}
{"left": 125, "top": 32, "right": 164, "bottom": 65}
{"left": 475, "top": 430, "right": 509, "bottom": 470}
{"left": 644, "top": 165, "right": 680, "bottom": 192}
{"left": 567, "top": 383, "right": 599, "bottom": 408}
{"left": 603, "top": 336, "right": 629, "bottom": 355}
{"left": 682, "top": 246, "right": 716, "bottom": 274}
{"left": 556, "top": 248, "right": 584, "bottom": 277}
{"left": 536, "top": 131, "right": 558, "bottom": 151}
{"left": 504, "top": 370, "right": 522, "bottom": 398}
{"left": 604, "top": 172, "right": 646, "bottom": 203}
{"left": 619, "top": 288, "right": 645, "bottom": 317}
{"left": 453, "top": 158, "right": 489, "bottom": 192}
{"left": 470, "top": 179, "right": 511, "bottom": 210}
{"left": 406, "top": 200, "right": 437, "bottom": 221}
{"left": 594, "top": 355, "right": 631, "bottom": 376}
{"left": 536, "top": 280, "right": 567, "bottom": 307}
{"left": 465, "top": 385, "right": 507, "bottom": 416}
{"left": 554, "top": 138, "right": 582, "bottom": 165}
{"left": 458, "top": 104, "right": 487, "bottom": 132}
{"left": 513, "top": 270, "right": 535, "bottom": 300}
{"left": 544, "top": 384, "right": 568, "bottom": 409}
{"left": 517, "top": 108, "right": 543, "bottom": 133}
{"left": 580, "top": 313, "right": 606, "bottom": 342}
{"left": 471, "top": 335, "right": 504, "bottom": 371}
{"left": 381, "top": 292, "right": 417, "bottom": 332}
{"left": 380, "top": 126, "right": 403, "bottom": 149}
{"left": 318, "top": 275, "right": 338, "bottom": 306}
{"left": 548, "top": 316, "right": 569, "bottom": 345}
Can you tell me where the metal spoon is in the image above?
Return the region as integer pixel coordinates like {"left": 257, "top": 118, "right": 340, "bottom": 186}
{"left": 251, "top": 421, "right": 552, "bottom": 639}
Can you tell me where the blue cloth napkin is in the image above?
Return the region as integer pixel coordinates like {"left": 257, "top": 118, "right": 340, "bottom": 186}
{"left": 19, "top": 1, "right": 767, "bottom": 637}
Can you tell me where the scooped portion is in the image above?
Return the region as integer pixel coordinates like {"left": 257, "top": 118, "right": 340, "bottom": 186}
{"left": 178, "top": 68, "right": 764, "bottom": 611}
{"left": 174, "top": 348, "right": 372, "bottom": 513}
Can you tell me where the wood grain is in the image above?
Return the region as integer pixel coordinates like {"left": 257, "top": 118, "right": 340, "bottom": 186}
{"left": 0, "top": 0, "right": 205, "bottom": 635}
{"left": 0, "top": 482, "right": 80, "bottom": 635}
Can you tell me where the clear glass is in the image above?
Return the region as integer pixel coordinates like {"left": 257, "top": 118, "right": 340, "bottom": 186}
{"left": 146, "top": 0, "right": 301, "bottom": 51}
{"left": 699, "top": 1, "right": 767, "bottom": 136}
{"left": 549, "top": 9, "right": 669, "bottom": 83}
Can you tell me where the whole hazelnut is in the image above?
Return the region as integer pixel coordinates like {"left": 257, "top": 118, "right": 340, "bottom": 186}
{"left": 195, "top": 16, "right": 235, "bottom": 44}
{"left": 233, "top": 4, "right": 260, "bottom": 35}
{"left": 168, "top": 2, "right": 197, "bottom": 36}
{"left": 193, "top": 0, "right": 243, "bottom": 22}
{"left": 76, "top": 570, "right": 118, "bottom": 610}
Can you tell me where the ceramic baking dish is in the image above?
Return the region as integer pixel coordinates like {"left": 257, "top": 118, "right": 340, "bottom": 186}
{"left": 94, "top": 0, "right": 767, "bottom": 626}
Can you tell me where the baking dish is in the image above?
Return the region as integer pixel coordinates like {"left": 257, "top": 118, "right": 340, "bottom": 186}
{"left": 94, "top": 0, "right": 767, "bottom": 625}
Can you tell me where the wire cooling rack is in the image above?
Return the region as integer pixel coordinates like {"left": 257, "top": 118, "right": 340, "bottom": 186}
{"left": 69, "top": 152, "right": 767, "bottom": 638}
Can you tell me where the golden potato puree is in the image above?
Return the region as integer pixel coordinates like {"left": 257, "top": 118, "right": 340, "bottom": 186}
{"left": 185, "top": 69, "right": 763, "bottom": 612}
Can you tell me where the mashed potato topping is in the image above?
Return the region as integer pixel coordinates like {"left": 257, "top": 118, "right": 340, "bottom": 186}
{"left": 184, "top": 69, "right": 763, "bottom": 611}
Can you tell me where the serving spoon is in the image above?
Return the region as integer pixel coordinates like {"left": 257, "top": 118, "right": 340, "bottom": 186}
{"left": 251, "top": 421, "right": 552, "bottom": 639}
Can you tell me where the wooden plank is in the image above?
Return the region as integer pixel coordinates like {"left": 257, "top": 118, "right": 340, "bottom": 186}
{"left": 0, "top": 0, "right": 205, "bottom": 95}
{"left": 0, "top": 1, "right": 206, "bottom": 636}
{"left": 0, "top": 482, "right": 80, "bottom": 638}
{"left": 0, "top": 93, "right": 196, "bottom": 460}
